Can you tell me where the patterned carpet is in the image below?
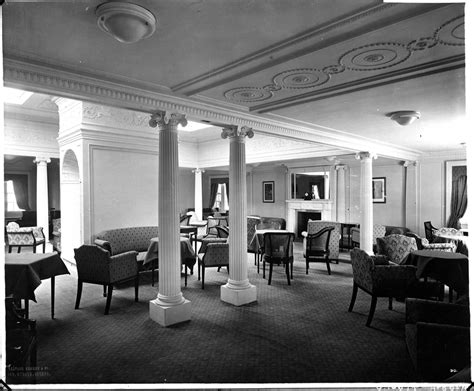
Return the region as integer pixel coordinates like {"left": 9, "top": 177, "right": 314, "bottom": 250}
{"left": 8, "top": 244, "right": 422, "bottom": 387}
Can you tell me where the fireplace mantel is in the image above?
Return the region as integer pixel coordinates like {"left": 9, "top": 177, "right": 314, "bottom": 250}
{"left": 286, "top": 199, "right": 333, "bottom": 234}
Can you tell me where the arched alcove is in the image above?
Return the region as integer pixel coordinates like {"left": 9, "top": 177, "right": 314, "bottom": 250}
{"left": 60, "top": 149, "right": 82, "bottom": 263}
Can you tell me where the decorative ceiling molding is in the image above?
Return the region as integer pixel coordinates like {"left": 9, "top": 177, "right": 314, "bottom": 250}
{"left": 252, "top": 54, "right": 465, "bottom": 113}
{"left": 224, "top": 14, "right": 464, "bottom": 109}
{"left": 3, "top": 56, "right": 421, "bottom": 161}
{"left": 171, "top": 2, "right": 447, "bottom": 96}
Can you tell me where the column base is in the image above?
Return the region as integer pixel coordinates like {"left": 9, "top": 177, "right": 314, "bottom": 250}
{"left": 220, "top": 284, "right": 257, "bottom": 306}
{"left": 149, "top": 298, "right": 191, "bottom": 327}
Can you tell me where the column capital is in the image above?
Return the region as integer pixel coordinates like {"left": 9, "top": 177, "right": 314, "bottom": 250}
{"left": 402, "top": 160, "right": 418, "bottom": 167}
{"left": 335, "top": 164, "right": 346, "bottom": 171}
{"left": 149, "top": 111, "right": 187, "bottom": 131}
{"left": 33, "top": 157, "right": 51, "bottom": 165}
{"left": 355, "top": 151, "right": 377, "bottom": 160}
{"left": 192, "top": 168, "right": 205, "bottom": 174}
{"left": 221, "top": 125, "right": 254, "bottom": 140}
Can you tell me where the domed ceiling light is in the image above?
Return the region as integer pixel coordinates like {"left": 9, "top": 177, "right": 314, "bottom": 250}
{"left": 389, "top": 111, "right": 421, "bottom": 126}
{"left": 96, "top": 2, "right": 156, "bottom": 44}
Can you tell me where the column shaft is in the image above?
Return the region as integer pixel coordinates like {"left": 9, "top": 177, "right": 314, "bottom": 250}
{"left": 34, "top": 157, "right": 51, "bottom": 240}
{"left": 220, "top": 126, "right": 257, "bottom": 306}
{"left": 336, "top": 165, "right": 346, "bottom": 222}
{"left": 149, "top": 112, "right": 191, "bottom": 326}
{"left": 357, "top": 153, "right": 376, "bottom": 254}
{"left": 194, "top": 169, "right": 203, "bottom": 221}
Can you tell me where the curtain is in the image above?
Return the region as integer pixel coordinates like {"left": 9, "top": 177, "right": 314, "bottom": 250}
{"left": 5, "top": 174, "right": 31, "bottom": 210}
{"left": 223, "top": 182, "right": 229, "bottom": 209}
{"left": 209, "top": 182, "right": 219, "bottom": 209}
{"left": 447, "top": 174, "right": 467, "bottom": 229}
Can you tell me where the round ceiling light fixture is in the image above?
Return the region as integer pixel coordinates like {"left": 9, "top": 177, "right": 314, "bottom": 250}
{"left": 96, "top": 2, "right": 156, "bottom": 44}
{"left": 389, "top": 110, "right": 421, "bottom": 126}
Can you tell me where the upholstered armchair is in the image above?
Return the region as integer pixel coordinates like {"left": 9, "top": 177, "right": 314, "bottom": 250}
{"left": 348, "top": 248, "right": 443, "bottom": 327}
{"left": 405, "top": 298, "right": 470, "bottom": 381}
{"left": 302, "top": 220, "right": 341, "bottom": 262}
{"left": 51, "top": 218, "right": 61, "bottom": 253}
{"left": 376, "top": 234, "right": 418, "bottom": 265}
{"left": 303, "top": 226, "right": 334, "bottom": 275}
{"left": 5, "top": 221, "right": 46, "bottom": 253}
{"left": 198, "top": 242, "right": 229, "bottom": 289}
{"left": 350, "top": 224, "right": 386, "bottom": 251}
{"left": 247, "top": 216, "right": 262, "bottom": 265}
{"left": 74, "top": 245, "right": 139, "bottom": 315}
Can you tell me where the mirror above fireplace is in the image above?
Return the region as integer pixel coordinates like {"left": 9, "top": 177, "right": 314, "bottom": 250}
{"left": 289, "top": 167, "right": 330, "bottom": 200}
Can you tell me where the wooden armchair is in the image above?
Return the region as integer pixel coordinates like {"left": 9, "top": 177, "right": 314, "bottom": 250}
{"left": 6, "top": 221, "right": 46, "bottom": 253}
{"left": 74, "top": 245, "right": 139, "bottom": 315}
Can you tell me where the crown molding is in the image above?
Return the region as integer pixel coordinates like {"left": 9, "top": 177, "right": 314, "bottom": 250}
{"left": 4, "top": 56, "right": 421, "bottom": 161}
{"left": 172, "top": 2, "right": 448, "bottom": 96}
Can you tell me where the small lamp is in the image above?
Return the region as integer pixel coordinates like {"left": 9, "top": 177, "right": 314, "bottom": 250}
{"left": 389, "top": 111, "right": 421, "bottom": 126}
{"left": 96, "top": 2, "right": 156, "bottom": 44}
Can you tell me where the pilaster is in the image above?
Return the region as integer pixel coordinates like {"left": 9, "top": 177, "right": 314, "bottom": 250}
{"left": 192, "top": 168, "right": 205, "bottom": 220}
{"left": 34, "top": 157, "right": 51, "bottom": 240}
{"left": 335, "top": 164, "right": 347, "bottom": 223}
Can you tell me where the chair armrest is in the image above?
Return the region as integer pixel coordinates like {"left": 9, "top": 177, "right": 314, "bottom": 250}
{"left": 109, "top": 251, "right": 139, "bottom": 282}
{"left": 200, "top": 237, "right": 227, "bottom": 253}
{"left": 406, "top": 298, "right": 470, "bottom": 326}
{"left": 94, "top": 239, "right": 112, "bottom": 253}
{"left": 373, "top": 264, "right": 417, "bottom": 281}
{"left": 301, "top": 231, "right": 308, "bottom": 238}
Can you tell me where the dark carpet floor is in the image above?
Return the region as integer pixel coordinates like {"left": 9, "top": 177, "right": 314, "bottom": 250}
{"left": 8, "top": 245, "right": 425, "bottom": 387}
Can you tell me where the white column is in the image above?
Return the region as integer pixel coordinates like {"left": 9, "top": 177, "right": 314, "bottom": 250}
{"left": 335, "top": 164, "right": 346, "bottom": 222}
{"left": 324, "top": 173, "right": 330, "bottom": 200}
{"left": 220, "top": 125, "right": 257, "bottom": 306}
{"left": 34, "top": 157, "right": 51, "bottom": 240}
{"left": 193, "top": 168, "right": 204, "bottom": 221}
{"left": 149, "top": 112, "right": 191, "bottom": 327}
{"left": 356, "top": 152, "right": 377, "bottom": 254}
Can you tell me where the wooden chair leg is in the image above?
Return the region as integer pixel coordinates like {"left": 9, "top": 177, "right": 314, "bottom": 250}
{"left": 388, "top": 297, "right": 393, "bottom": 310}
{"left": 8, "top": 245, "right": 12, "bottom": 253}
{"left": 104, "top": 284, "right": 113, "bottom": 315}
{"left": 75, "top": 280, "right": 83, "bottom": 309}
{"left": 285, "top": 262, "right": 291, "bottom": 285}
{"left": 306, "top": 259, "right": 309, "bottom": 274}
{"left": 326, "top": 260, "right": 331, "bottom": 275}
{"left": 290, "top": 261, "right": 293, "bottom": 279}
{"left": 184, "top": 265, "right": 188, "bottom": 287}
{"left": 42, "top": 242, "right": 46, "bottom": 253}
{"left": 17, "top": 246, "right": 21, "bottom": 253}
{"left": 263, "top": 261, "right": 266, "bottom": 279}
{"left": 257, "top": 254, "right": 260, "bottom": 274}
{"left": 348, "top": 283, "right": 358, "bottom": 312}
{"left": 103, "top": 285, "right": 107, "bottom": 297}
{"left": 134, "top": 273, "right": 139, "bottom": 302}
{"left": 366, "top": 295, "right": 377, "bottom": 327}
{"left": 33, "top": 245, "right": 36, "bottom": 253}
{"left": 151, "top": 264, "right": 155, "bottom": 286}
{"left": 201, "top": 265, "right": 205, "bottom": 289}
{"left": 268, "top": 263, "right": 273, "bottom": 285}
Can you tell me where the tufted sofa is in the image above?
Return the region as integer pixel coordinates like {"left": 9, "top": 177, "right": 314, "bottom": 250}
{"left": 302, "top": 220, "right": 340, "bottom": 261}
{"left": 94, "top": 226, "right": 159, "bottom": 263}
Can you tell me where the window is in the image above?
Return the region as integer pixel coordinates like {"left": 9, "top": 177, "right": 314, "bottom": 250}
{"left": 4, "top": 180, "right": 24, "bottom": 212}
{"left": 212, "top": 183, "right": 229, "bottom": 211}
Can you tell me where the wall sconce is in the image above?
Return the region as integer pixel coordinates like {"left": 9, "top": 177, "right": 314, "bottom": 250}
{"left": 96, "top": 2, "right": 156, "bottom": 44}
{"left": 389, "top": 111, "right": 421, "bottom": 126}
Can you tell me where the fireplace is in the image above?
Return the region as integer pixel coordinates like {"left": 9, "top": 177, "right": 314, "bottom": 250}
{"left": 286, "top": 200, "right": 333, "bottom": 236}
{"left": 297, "top": 211, "right": 321, "bottom": 238}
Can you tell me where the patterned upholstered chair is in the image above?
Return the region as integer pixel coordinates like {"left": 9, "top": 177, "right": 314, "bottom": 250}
{"left": 376, "top": 234, "right": 418, "bottom": 265}
{"left": 74, "top": 245, "right": 139, "bottom": 315}
{"left": 302, "top": 220, "right": 341, "bottom": 262}
{"left": 51, "top": 218, "right": 61, "bottom": 253}
{"left": 349, "top": 248, "right": 443, "bottom": 327}
{"left": 261, "top": 232, "right": 295, "bottom": 285}
{"left": 5, "top": 222, "right": 46, "bottom": 253}
{"left": 198, "top": 242, "right": 229, "bottom": 289}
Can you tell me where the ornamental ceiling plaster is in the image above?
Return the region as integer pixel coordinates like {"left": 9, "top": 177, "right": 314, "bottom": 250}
{"left": 2, "top": 0, "right": 467, "bottom": 163}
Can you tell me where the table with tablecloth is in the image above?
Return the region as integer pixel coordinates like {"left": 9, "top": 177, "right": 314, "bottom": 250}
{"left": 5, "top": 252, "right": 70, "bottom": 318}
{"left": 402, "top": 249, "right": 469, "bottom": 296}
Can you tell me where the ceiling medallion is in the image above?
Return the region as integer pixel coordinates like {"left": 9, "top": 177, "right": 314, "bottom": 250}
{"left": 272, "top": 69, "right": 329, "bottom": 89}
{"left": 339, "top": 43, "right": 411, "bottom": 71}
{"left": 224, "top": 87, "right": 273, "bottom": 103}
{"left": 389, "top": 111, "right": 421, "bottom": 126}
{"left": 96, "top": 2, "right": 157, "bottom": 44}
{"left": 435, "top": 15, "right": 464, "bottom": 46}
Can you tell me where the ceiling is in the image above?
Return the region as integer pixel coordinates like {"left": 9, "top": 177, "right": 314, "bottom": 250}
{"left": 2, "top": 0, "right": 467, "bottom": 158}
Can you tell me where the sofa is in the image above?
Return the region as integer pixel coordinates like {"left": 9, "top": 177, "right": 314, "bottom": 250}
{"left": 94, "top": 226, "right": 159, "bottom": 263}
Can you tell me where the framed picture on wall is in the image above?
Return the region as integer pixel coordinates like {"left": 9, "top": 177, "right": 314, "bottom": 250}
{"left": 372, "top": 177, "right": 386, "bottom": 203}
{"left": 263, "top": 181, "right": 275, "bottom": 203}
